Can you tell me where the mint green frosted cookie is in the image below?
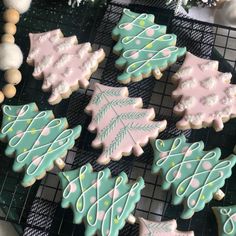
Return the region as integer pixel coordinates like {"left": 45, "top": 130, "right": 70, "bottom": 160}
{"left": 0, "top": 103, "right": 81, "bottom": 187}
{"left": 151, "top": 134, "right": 236, "bottom": 219}
{"left": 112, "top": 8, "right": 186, "bottom": 84}
{"left": 213, "top": 205, "right": 236, "bottom": 236}
{"left": 58, "top": 163, "right": 144, "bottom": 236}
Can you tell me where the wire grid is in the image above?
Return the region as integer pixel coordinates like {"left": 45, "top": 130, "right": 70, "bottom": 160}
{"left": 0, "top": 1, "right": 236, "bottom": 235}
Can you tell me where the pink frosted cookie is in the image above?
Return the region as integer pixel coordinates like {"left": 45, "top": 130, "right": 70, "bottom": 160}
{"left": 27, "top": 29, "right": 105, "bottom": 105}
{"left": 85, "top": 83, "right": 167, "bottom": 164}
{"left": 172, "top": 52, "right": 236, "bottom": 131}
{"left": 138, "top": 218, "right": 194, "bottom": 236}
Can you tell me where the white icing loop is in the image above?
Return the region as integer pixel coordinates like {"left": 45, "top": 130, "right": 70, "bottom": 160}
{"left": 201, "top": 94, "right": 219, "bottom": 106}
{"left": 2, "top": 104, "right": 75, "bottom": 176}
{"left": 200, "top": 77, "right": 216, "bottom": 89}
{"left": 126, "top": 46, "right": 178, "bottom": 74}
{"left": 155, "top": 137, "right": 232, "bottom": 210}
{"left": 62, "top": 165, "right": 141, "bottom": 236}
{"left": 220, "top": 208, "right": 236, "bottom": 234}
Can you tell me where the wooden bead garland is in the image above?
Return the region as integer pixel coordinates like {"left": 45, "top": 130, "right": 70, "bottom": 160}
{"left": 1, "top": 34, "right": 15, "bottom": 43}
{"left": 0, "top": 1, "right": 32, "bottom": 103}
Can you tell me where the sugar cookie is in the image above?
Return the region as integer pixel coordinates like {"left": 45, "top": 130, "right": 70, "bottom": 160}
{"left": 151, "top": 134, "right": 236, "bottom": 219}
{"left": 112, "top": 9, "right": 186, "bottom": 84}
{"left": 59, "top": 163, "right": 144, "bottom": 236}
{"left": 0, "top": 103, "right": 81, "bottom": 187}
{"left": 27, "top": 29, "right": 105, "bottom": 105}
{"left": 172, "top": 52, "right": 236, "bottom": 132}
{"left": 85, "top": 83, "right": 167, "bottom": 164}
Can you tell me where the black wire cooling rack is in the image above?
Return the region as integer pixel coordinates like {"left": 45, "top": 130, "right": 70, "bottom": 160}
{"left": 0, "top": 0, "right": 236, "bottom": 235}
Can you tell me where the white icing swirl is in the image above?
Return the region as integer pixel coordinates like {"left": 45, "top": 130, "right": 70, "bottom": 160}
{"left": 62, "top": 165, "right": 141, "bottom": 236}
{"left": 220, "top": 208, "right": 236, "bottom": 235}
{"left": 179, "top": 78, "right": 196, "bottom": 89}
{"left": 200, "top": 77, "right": 216, "bottom": 89}
{"left": 200, "top": 61, "right": 218, "bottom": 71}
{"left": 34, "top": 55, "right": 54, "bottom": 75}
{"left": 176, "top": 97, "right": 195, "bottom": 111}
{"left": 201, "top": 94, "right": 219, "bottom": 106}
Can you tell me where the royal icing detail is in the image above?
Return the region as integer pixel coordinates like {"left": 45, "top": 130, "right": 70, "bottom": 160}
{"left": 59, "top": 163, "right": 144, "bottom": 236}
{"left": 27, "top": 29, "right": 105, "bottom": 105}
{"left": 85, "top": 83, "right": 167, "bottom": 164}
{"left": 200, "top": 94, "right": 219, "bottom": 106}
{"left": 174, "top": 96, "right": 195, "bottom": 112}
{"left": 172, "top": 52, "right": 236, "bottom": 131}
{"left": 213, "top": 206, "right": 236, "bottom": 236}
{"left": 112, "top": 8, "right": 186, "bottom": 83}
{"left": 179, "top": 78, "right": 197, "bottom": 89}
{"left": 138, "top": 218, "right": 194, "bottom": 236}
{"left": 0, "top": 103, "right": 81, "bottom": 187}
{"left": 151, "top": 135, "right": 236, "bottom": 219}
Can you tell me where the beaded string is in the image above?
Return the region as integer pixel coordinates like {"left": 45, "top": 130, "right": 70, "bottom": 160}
{"left": 0, "top": 5, "right": 26, "bottom": 102}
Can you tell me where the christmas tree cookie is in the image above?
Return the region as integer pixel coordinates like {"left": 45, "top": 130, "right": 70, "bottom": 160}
{"left": 0, "top": 103, "right": 81, "bottom": 187}
{"left": 85, "top": 83, "right": 167, "bottom": 164}
{"left": 27, "top": 29, "right": 105, "bottom": 105}
{"left": 138, "top": 218, "right": 194, "bottom": 236}
{"left": 112, "top": 8, "right": 186, "bottom": 84}
{"left": 213, "top": 205, "right": 236, "bottom": 236}
{"left": 172, "top": 52, "right": 236, "bottom": 132}
{"left": 58, "top": 163, "right": 144, "bottom": 236}
{"left": 151, "top": 134, "right": 236, "bottom": 219}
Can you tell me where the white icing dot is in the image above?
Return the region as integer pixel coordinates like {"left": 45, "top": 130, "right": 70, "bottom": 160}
{"left": 135, "top": 39, "right": 141, "bottom": 45}
{"left": 186, "top": 163, "right": 192, "bottom": 169}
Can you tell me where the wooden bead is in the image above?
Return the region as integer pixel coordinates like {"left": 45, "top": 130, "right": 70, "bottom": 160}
{"left": 3, "top": 9, "right": 20, "bottom": 24}
{"left": 0, "top": 91, "right": 4, "bottom": 103}
{"left": 3, "top": 23, "right": 17, "bottom": 35}
{"left": 2, "top": 84, "right": 16, "bottom": 98}
{"left": 1, "top": 34, "right": 15, "bottom": 43}
{"left": 4, "top": 69, "right": 22, "bottom": 85}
